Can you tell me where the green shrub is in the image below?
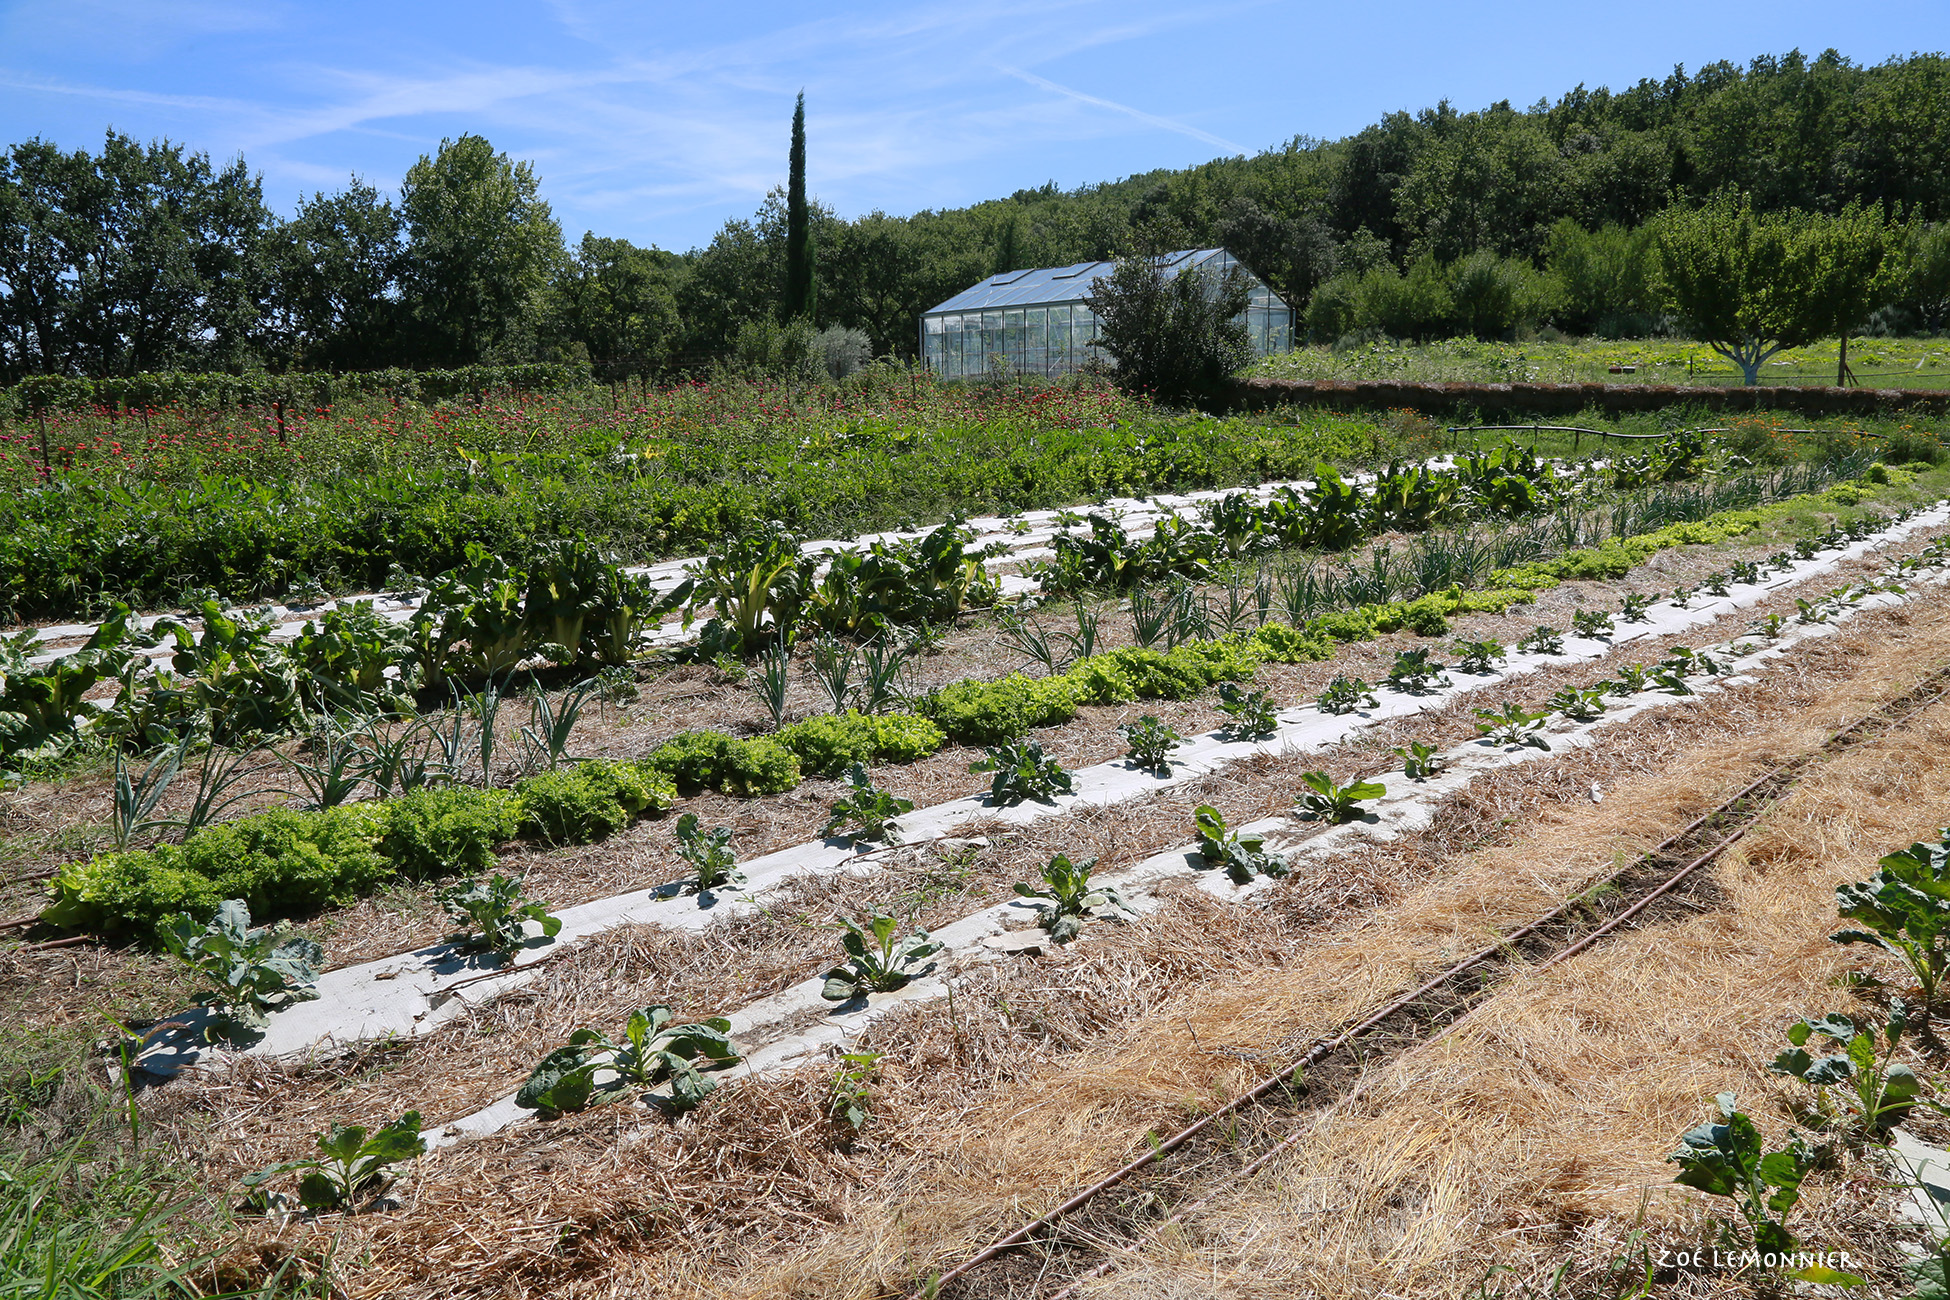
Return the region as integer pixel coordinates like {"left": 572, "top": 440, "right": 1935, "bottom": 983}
{"left": 517, "top": 759, "right": 677, "bottom": 842}
{"left": 1249, "top": 621, "right": 1331, "bottom": 663}
{"left": 777, "top": 712, "right": 946, "bottom": 777}
{"left": 373, "top": 786, "right": 522, "bottom": 878}
{"left": 644, "top": 731, "right": 801, "bottom": 797}
{"left": 922, "top": 674, "right": 1079, "bottom": 746}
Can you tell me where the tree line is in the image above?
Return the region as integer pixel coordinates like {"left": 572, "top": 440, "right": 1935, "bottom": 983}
{"left": 2, "top": 47, "right": 1948, "bottom": 383}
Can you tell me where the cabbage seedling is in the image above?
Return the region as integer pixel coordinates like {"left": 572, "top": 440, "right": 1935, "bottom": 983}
{"left": 1014, "top": 853, "right": 1135, "bottom": 943}
{"left": 1548, "top": 687, "right": 1608, "bottom": 722}
{"left": 244, "top": 1112, "right": 424, "bottom": 1214}
{"left": 1570, "top": 608, "right": 1614, "bottom": 638}
{"left": 1193, "top": 805, "right": 1287, "bottom": 883}
{"left": 1833, "top": 830, "right": 1950, "bottom": 1009}
{"left": 516, "top": 1005, "right": 739, "bottom": 1115}
{"left": 1384, "top": 649, "right": 1449, "bottom": 693}
{"left": 1667, "top": 1093, "right": 1819, "bottom": 1260}
{"left": 1451, "top": 639, "right": 1505, "bottom": 675}
{"left": 1794, "top": 597, "right": 1833, "bottom": 624}
{"left": 821, "top": 911, "right": 942, "bottom": 1000}
{"left": 970, "top": 740, "right": 1075, "bottom": 805}
{"left": 1215, "top": 682, "right": 1280, "bottom": 739}
{"left": 830, "top": 1050, "right": 883, "bottom": 1131}
{"left": 1769, "top": 1004, "right": 1940, "bottom": 1139}
{"left": 1473, "top": 702, "right": 1551, "bottom": 751}
{"left": 1617, "top": 591, "right": 1654, "bottom": 622}
{"left": 1119, "top": 714, "right": 1181, "bottom": 773}
{"left": 1294, "top": 771, "right": 1387, "bottom": 823}
{"left": 1607, "top": 664, "right": 1653, "bottom": 696}
{"left": 1668, "top": 584, "right": 1698, "bottom": 608}
{"left": 1315, "top": 675, "right": 1378, "bottom": 715}
{"left": 160, "top": 900, "right": 323, "bottom": 1043}
{"left": 675, "top": 813, "right": 743, "bottom": 891}
{"left": 1392, "top": 740, "right": 1446, "bottom": 780}
{"left": 1518, "top": 626, "right": 1564, "bottom": 654}
{"left": 1702, "top": 572, "right": 1733, "bottom": 596}
{"left": 441, "top": 874, "right": 562, "bottom": 957}
{"left": 1729, "top": 559, "right": 1763, "bottom": 584}
{"left": 824, "top": 763, "right": 915, "bottom": 844}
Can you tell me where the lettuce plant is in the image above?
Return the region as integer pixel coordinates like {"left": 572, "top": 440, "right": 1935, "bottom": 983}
{"left": 516, "top": 1006, "right": 739, "bottom": 1115}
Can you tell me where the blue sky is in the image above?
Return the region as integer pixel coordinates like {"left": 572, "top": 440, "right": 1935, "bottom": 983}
{"left": 0, "top": 0, "right": 1942, "bottom": 252}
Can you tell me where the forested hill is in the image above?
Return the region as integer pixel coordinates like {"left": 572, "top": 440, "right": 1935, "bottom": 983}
{"left": 2, "top": 49, "right": 1946, "bottom": 380}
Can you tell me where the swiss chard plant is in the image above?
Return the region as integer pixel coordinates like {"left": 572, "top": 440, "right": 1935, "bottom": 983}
{"left": 1451, "top": 639, "right": 1506, "bottom": 675}
{"left": 675, "top": 813, "right": 744, "bottom": 891}
{"left": 1193, "top": 805, "right": 1287, "bottom": 883}
{"left": 1315, "top": 675, "right": 1379, "bottom": 716}
{"left": 160, "top": 900, "right": 323, "bottom": 1042}
{"left": 1473, "top": 702, "right": 1551, "bottom": 751}
{"left": 243, "top": 1112, "right": 425, "bottom": 1214}
{"left": 440, "top": 873, "right": 562, "bottom": 957}
{"left": 823, "top": 763, "right": 915, "bottom": 844}
{"left": 1014, "top": 853, "right": 1135, "bottom": 943}
{"left": 1119, "top": 714, "right": 1182, "bottom": 773}
{"left": 1384, "top": 649, "right": 1450, "bottom": 693}
{"left": 1392, "top": 739, "right": 1447, "bottom": 780}
{"left": 516, "top": 1005, "right": 740, "bottom": 1115}
{"left": 1294, "top": 770, "right": 1387, "bottom": 823}
{"left": 1570, "top": 608, "right": 1614, "bottom": 638}
{"left": 970, "top": 740, "right": 1076, "bottom": 806}
{"left": 1215, "top": 682, "right": 1280, "bottom": 740}
{"left": 1517, "top": 626, "right": 1565, "bottom": 655}
{"left": 1769, "top": 1003, "right": 1941, "bottom": 1139}
{"left": 1833, "top": 830, "right": 1950, "bottom": 1010}
{"left": 821, "top": 911, "right": 943, "bottom": 1001}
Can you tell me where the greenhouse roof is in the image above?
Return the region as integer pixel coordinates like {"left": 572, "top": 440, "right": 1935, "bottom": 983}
{"left": 923, "top": 248, "right": 1222, "bottom": 315}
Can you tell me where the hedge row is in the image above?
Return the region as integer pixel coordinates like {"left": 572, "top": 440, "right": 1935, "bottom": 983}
{"left": 1, "top": 364, "right": 592, "bottom": 418}
{"left": 1231, "top": 377, "right": 1950, "bottom": 418}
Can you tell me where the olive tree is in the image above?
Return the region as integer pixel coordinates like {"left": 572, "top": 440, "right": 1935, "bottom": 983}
{"left": 1657, "top": 192, "right": 1900, "bottom": 385}
{"left": 1085, "top": 253, "right": 1251, "bottom": 405}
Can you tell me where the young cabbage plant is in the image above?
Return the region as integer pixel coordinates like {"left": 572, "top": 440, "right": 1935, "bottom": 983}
{"left": 516, "top": 1005, "right": 740, "bottom": 1116}
{"left": 1548, "top": 686, "right": 1609, "bottom": 722}
{"left": 821, "top": 911, "right": 943, "bottom": 1001}
{"left": 1315, "top": 675, "right": 1379, "bottom": 716}
{"left": 823, "top": 763, "right": 915, "bottom": 845}
{"left": 1650, "top": 666, "right": 1695, "bottom": 696}
{"left": 161, "top": 900, "right": 323, "bottom": 1043}
{"left": 674, "top": 813, "right": 744, "bottom": 891}
{"left": 1703, "top": 571, "right": 1734, "bottom": 596}
{"left": 1014, "top": 853, "right": 1135, "bottom": 943}
{"left": 1518, "top": 626, "right": 1565, "bottom": 655}
{"left": 1215, "top": 682, "right": 1280, "bottom": 740}
{"left": 1384, "top": 649, "right": 1450, "bottom": 693}
{"left": 1118, "top": 714, "right": 1182, "bottom": 773}
{"left": 1570, "top": 608, "right": 1615, "bottom": 638}
{"left": 1192, "top": 805, "right": 1287, "bottom": 884}
{"left": 1294, "top": 770, "right": 1387, "bottom": 823}
{"left": 1661, "top": 645, "right": 1725, "bottom": 678}
{"left": 1833, "top": 830, "right": 1950, "bottom": 1010}
{"left": 1769, "top": 1003, "right": 1942, "bottom": 1139}
{"left": 1473, "top": 702, "right": 1551, "bottom": 751}
{"left": 1729, "top": 559, "right": 1764, "bottom": 585}
{"left": 1617, "top": 591, "right": 1655, "bottom": 623}
{"left": 1667, "top": 1093, "right": 1823, "bottom": 1263}
{"left": 970, "top": 740, "right": 1076, "bottom": 806}
{"left": 1451, "top": 639, "right": 1506, "bottom": 675}
{"left": 1392, "top": 740, "right": 1447, "bottom": 780}
{"left": 243, "top": 1112, "right": 425, "bottom": 1214}
{"left": 440, "top": 874, "right": 562, "bottom": 957}
{"left": 830, "top": 1050, "right": 883, "bottom": 1132}
{"left": 1607, "top": 664, "right": 1653, "bottom": 696}
{"left": 1668, "top": 584, "right": 1698, "bottom": 608}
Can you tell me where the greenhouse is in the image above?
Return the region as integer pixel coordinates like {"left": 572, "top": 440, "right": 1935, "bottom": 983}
{"left": 920, "top": 248, "right": 1291, "bottom": 380}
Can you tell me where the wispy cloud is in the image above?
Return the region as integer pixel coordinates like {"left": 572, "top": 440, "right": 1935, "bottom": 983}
{"left": 998, "top": 66, "right": 1242, "bottom": 153}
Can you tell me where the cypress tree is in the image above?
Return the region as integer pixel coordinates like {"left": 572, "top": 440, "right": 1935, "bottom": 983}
{"left": 784, "top": 92, "right": 815, "bottom": 321}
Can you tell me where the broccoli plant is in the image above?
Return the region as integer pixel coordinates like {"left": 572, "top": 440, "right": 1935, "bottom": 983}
{"left": 1769, "top": 1003, "right": 1941, "bottom": 1140}
{"left": 1570, "top": 608, "right": 1614, "bottom": 638}
{"left": 970, "top": 740, "right": 1075, "bottom": 806}
{"left": 1315, "top": 675, "right": 1379, "bottom": 715}
{"left": 1294, "top": 770, "right": 1387, "bottom": 823}
{"left": 824, "top": 763, "right": 915, "bottom": 844}
{"left": 1548, "top": 686, "right": 1608, "bottom": 722}
{"left": 1392, "top": 740, "right": 1447, "bottom": 780}
{"left": 1518, "top": 626, "right": 1565, "bottom": 655}
{"left": 675, "top": 813, "right": 744, "bottom": 891}
{"left": 1833, "top": 830, "right": 1950, "bottom": 1010}
{"left": 1667, "top": 1093, "right": 1821, "bottom": 1261}
{"left": 821, "top": 911, "right": 942, "bottom": 1001}
{"left": 1014, "top": 853, "right": 1136, "bottom": 942}
{"left": 1215, "top": 682, "right": 1280, "bottom": 740}
{"left": 1384, "top": 649, "right": 1450, "bottom": 693}
{"left": 1451, "top": 639, "right": 1506, "bottom": 675}
{"left": 1119, "top": 714, "right": 1182, "bottom": 773}
{"left": 441, "top": 874, "right": 562, "bottom": 957}
{"left": 160, "top": 901, "right": 323, "bottom": 1043}
{"left": 243, "top": 1112, "right": 425, "bottom": 1214}
{"left": 1473, "top": 702, "right": 1551, "bottom": 751}
{"left": 1193, "top": 805, "right": 1287, "bottom": 883}
{"left": 516, "top": 1005, "right": 740, "bottom": 1115}
{"left": 1650, "top": 666, "right": 1695, "bottom": 696}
